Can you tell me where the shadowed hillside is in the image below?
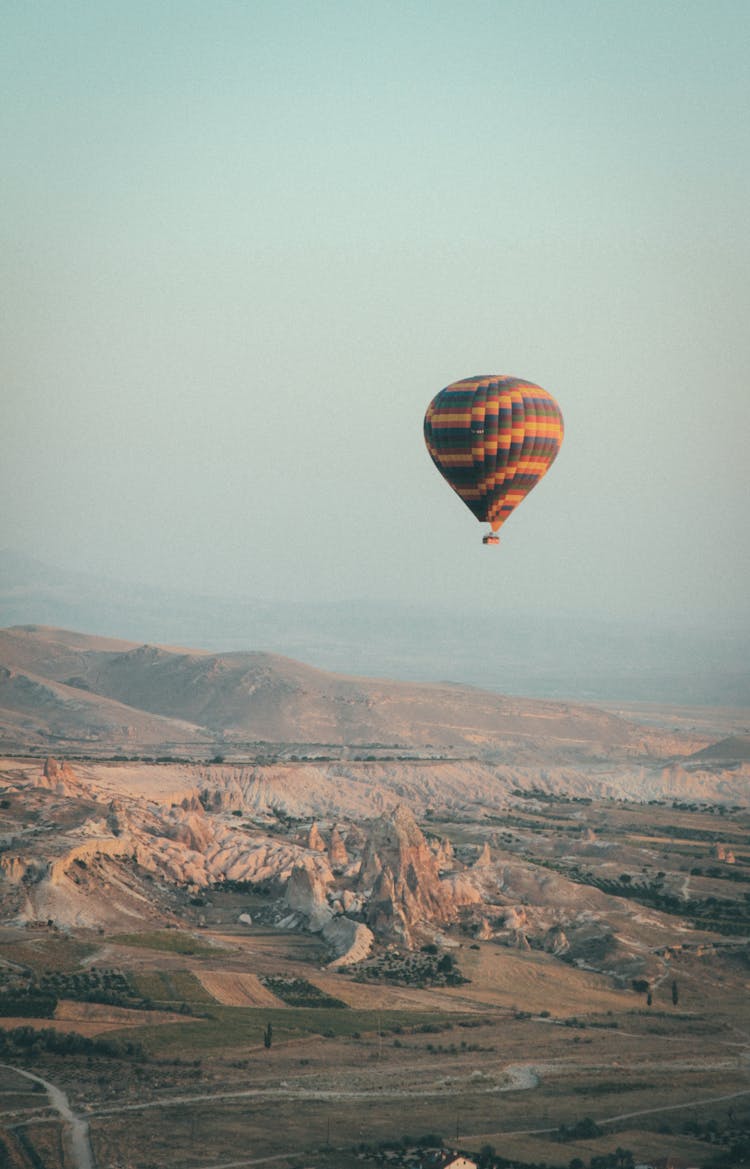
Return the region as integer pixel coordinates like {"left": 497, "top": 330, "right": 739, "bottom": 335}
{"left": 0, "top": 625, "right": 684, "bottom": 760}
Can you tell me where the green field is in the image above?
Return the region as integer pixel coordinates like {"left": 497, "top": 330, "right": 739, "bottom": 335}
{"left": 110, "top": 930, "right": 225, "bottom": 957}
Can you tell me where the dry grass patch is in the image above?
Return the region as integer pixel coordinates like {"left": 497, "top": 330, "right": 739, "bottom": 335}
{"left": 109, "top": 930, "right": 222, "bottom": 957}
{"left": 196, "top": 971, "right": 284, "bottom": 1007}
{"left": 0, "top": 1013, "right": 119, "bottom": 1036}
{"left": 56, "top": 1000, "right": 188, "bottom": 1031}
{"left": 311, "top": 972, "right": 490, "bottom": 1012}
{"left": 455, "top": 944, "right": 634, "bottom": 1014}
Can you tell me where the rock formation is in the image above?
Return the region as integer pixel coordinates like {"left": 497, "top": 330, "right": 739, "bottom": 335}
{"left": 307, "top": 822, "right": 326, "bottom": 852}
{"left": 432, "top": 836, "right": 455, "bottom": 869}
{"left": 161, "top": 809, "right": 212, "bottom": 854}
{"left": 475, "top": 916, "right": 494, "bottom": 940}
{"left": 328, "top": 825, "right": 349, "bottom": 869}
{"left": 36, "top": 757, "right": 80, "bottom": 795}
{"left": 1, "top": 728, "right": 746, "bottom": 984}
{"left": 323, "top": 917, "right": 374, "bottom": 969}
{"left": 544, "top": 925, "right": 570, "bottom": 955}
{"left": 357, "top": 805, "right": 458, "bottom": 945}
{"left": 474, "top": 841, "right": 492, "bottom": 868}
{"left": 441, "top": 872, "right": 483, "bottom": 907}
{"left": 284, "top": 855, "right": 333, "bottom": 931}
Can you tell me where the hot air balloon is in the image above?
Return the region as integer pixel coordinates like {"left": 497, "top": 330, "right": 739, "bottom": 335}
{"left": 424, "top": 375, "right": 564, "bottom": 545}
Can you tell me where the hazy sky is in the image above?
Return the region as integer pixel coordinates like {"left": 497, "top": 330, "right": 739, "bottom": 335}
{"left": 3, "top": 1, "right": 749, "bottom": 625}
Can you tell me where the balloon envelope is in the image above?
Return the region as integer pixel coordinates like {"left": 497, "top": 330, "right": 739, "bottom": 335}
{"left": 424, "top": 375, "right": 564, "bottom": 534}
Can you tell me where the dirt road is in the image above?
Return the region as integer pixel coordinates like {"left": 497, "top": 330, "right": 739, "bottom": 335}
{"left": 0, "top": 1062, "right": 94, "bottom": 1169}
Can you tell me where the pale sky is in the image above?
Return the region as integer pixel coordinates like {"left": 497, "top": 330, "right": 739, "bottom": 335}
{"left": 2, "top": 1, "right": 749, "bottom": 626}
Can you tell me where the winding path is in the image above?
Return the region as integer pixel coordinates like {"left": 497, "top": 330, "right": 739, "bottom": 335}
{"left": 0, "top": 1062, "right": 95, "bottom": 1169}
{"left": 5, "top": 1055, "right": 749, "bottom": 1169}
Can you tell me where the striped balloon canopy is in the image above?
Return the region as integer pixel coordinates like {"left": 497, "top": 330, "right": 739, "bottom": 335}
{"left": 424, "top": 375, "right": 564, "bottom": 541}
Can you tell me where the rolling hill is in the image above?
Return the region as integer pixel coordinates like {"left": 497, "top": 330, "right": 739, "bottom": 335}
{"left": 0, "top": 625, "right": 692, "bottom": 761}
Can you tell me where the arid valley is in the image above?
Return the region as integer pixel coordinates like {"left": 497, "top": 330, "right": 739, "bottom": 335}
{"left": 0, "top": 626, "right": 748, "bottom": 1169}
{"left": 5, "top": 0, "right": 750, "bottom": 1165}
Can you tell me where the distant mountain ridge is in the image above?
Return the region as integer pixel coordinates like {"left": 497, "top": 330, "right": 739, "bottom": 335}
{"left": 2, "top": 549, "right": 748, "bottom": 705}
{"left": 0, "top": 624, "right": 693, "bottom": 760}
{"left": 688, "top": 734, "right": 750, "bottom": 764}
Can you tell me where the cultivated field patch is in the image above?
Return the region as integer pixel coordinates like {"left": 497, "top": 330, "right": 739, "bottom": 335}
{"left": 109, "top": 930, "right": 223, "bottom": 957}
{"left": 196, "top": 970, "right": 285, "bottom": 1007}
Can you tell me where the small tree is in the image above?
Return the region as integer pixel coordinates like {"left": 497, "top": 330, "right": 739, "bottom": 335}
{"left": 263, "top": 1022, "right": 273, "bottom": 1049}
{"left": 671, "top": 979, "right": 679, "bottom": 1006}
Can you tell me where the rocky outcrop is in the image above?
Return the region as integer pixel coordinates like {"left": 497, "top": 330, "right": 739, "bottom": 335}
{"left": 474, "top": 842, "right": 492, "bottom": 868}
{"left": 339, "top": 888, "right": 363, "bottom": 915}
{"left": 50, "top": 835, "right": 134, "bottom": 883}
{"left": 357, "top": 805, "right": 458, "bottom": 945}
{"left": 36, "top": 757, "right": 80, "bottom": 795}
{"left": 475, "top": 916, "right": 494, "bottom": 940}
{"left": 441, "top": 872, "right": 483, "bottom": 907}
{"left": 503, "top": 906, "right": 529, "bottom": 931}
{"left": 432, "top": 836, "right": 455, "bottom": 869}
{"left": 359, "top": 844, "right": 383, "bottom": 892}
{"left": 328, "top": 825, "right": 349, "bottom": 869}
{"left": 2, "top": 736, "right": 745, "bottom": 983}
{"left": 43, "top": 757, "right": 60, "bottom": 781}
{"left": 307, "top": 822, "right": 326, "bottom": 852}
{"left": 0, "top": 855, "right": 41, "bottom": 882}
{"left": 281, "top": 855, "right": 372, "bottom": 964}
{"left": 160, "top": 809, "right": 213, "bottom": 854}
{"left": 284, "top": 856, "right": 333, "bottom": 931}
{"left": 544, "top": 925, "right": 570, "bottom": 955}
{"left": 323, "top": 917, "right": 373, "bottom": 968}
{"left": 106, "top": 799, "right": 124, "bottom": 836}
